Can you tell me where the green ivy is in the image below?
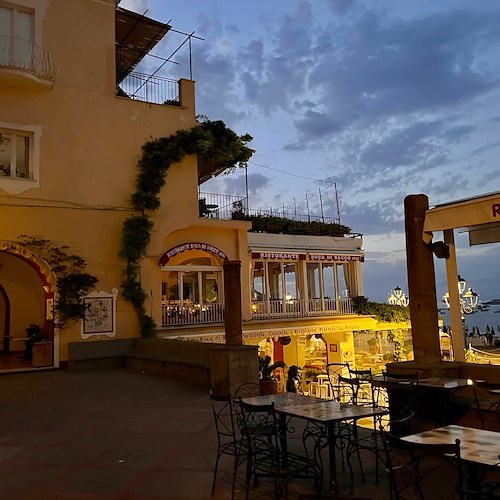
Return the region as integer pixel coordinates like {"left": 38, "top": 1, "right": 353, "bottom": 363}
{"left": 244, "top": 214, "right": 351, "bottom": 237}
{"left": 120, "top": 117, "right": 253, "bottom": 337}
{"left": 18, "top": 236, "right": 98, "bottom": 327}
{"left": 352, "top": 295, "right": 411, "bottom": 323}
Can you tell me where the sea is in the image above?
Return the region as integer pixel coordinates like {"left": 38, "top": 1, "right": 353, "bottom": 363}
{"left": 439, "top": 299, "right": 500, "bottom": 335}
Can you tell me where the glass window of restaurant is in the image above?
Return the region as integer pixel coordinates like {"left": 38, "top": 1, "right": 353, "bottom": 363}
{"left": 162, "top": 259, "right": 223, "bottom": 309}
{"left": 252, "top": 260, "right": 301, "bottom": 303}
{"left": 306, "top": 262, "right": 349, "bottom": 301}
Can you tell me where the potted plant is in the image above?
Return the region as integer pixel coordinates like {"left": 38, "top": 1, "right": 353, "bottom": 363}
{"left": 231, "top": 200, "right": 245, "bottom": 220}
{"left": 259, "top": 355, "right": 286, "bottom": 394}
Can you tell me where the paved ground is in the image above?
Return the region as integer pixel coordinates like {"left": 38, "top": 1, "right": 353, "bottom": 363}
{"left": 0, "top": 368, "right": 394, "bottom": 499}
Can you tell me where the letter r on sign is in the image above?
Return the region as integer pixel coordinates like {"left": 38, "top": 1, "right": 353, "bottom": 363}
{"left": 493, "top": 203, "right": 500, "bottom": 217}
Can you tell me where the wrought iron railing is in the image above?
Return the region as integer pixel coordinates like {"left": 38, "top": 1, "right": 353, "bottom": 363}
{"left": 198, "top": 192, "right": 248, "bottom": 219}
{"left": 161, "top": 297, "right": 353, "bottom": 326}
{"left": 0, "top": 36, "right": 57, "bottom": 81}
{"left": 251, "top": 298, "right": 353, "bottom": 319}
{"left": 117, "top": 72, "right": 180, "bottom": 105}
{"left": 198, "top": 191, "right": 340, "bottom": 224}
{"left": 162, "top": 302, "right": 224, "bottom": 326}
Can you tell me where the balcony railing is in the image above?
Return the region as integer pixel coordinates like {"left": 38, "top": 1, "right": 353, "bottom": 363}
{"left": 162, "top": 302, "right": 224, "bottom": 326}
{"left": 199, "top": 192, "right": 248, "bottom": 219}
{"left": 0, "top": 36, "right": 57, "bottom": 81}
{"left": 251, "top": 298, "right": 353, "bottom": 319}
{"left": 117, "top": 72, "right": 180, "bottom": 105}
{"left": 161, "top": 298, "right": 353, "bottom": 326}
{"left": 198, "top": 191, "right": 340, "bottom": 224}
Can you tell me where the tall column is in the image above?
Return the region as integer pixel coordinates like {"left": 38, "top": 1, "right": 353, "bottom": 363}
{"left": 210, "top": 259, "right": 258, "bottom": 396}
{"left": 404, "top": 195, "right": 442, "bottom": 364}
{"left": 223, "top": 260, "right": 243, "bottom": 346}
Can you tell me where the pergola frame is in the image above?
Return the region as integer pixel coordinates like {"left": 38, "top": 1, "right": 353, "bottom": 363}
{"left": 411, "top": 191, "right": 500, "bottom": 362}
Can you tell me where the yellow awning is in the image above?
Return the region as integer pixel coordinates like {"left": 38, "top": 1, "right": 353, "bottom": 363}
{"left": 423, "top": 191, "right": 500, "bottom": 243}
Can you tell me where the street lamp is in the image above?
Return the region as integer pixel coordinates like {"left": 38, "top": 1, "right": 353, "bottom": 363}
{"left": 442, "top": 275, "right": 479, "bottom": 316}
{"left": 387, "top": 286, "right": 409, "bottom": 306}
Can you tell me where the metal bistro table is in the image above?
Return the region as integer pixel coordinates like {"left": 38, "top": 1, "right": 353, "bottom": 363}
{"left": 402, "top": 424, "right": 500, "bottom": 491}
{"left": 242, "top": 393, "right": 387, "bottom": 496}
{"left": 372, "top": 375, "right": 472, "bottom": 426}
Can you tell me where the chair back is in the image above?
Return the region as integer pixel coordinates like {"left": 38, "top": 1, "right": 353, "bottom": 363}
{"left": 210, "top": 391, "right": 239, "bottom": 447}
{"left": 380, "top": 430, "right": 464, "bottom": 500}
{"left": 348, "top": 365, "right": 373, "bottom": 382}
{"left": 233, "top": 382, "right": 261, "bottom": 399}
{"left": 338, "top": 375, "right": 361, "bottom": 404}
{"left": 383, "top": 371, "right": 419, "bottom": 384}
{"left": 472, "top": 379, "right": 500, "bottom": 430}
{"left": 325, "top": 362, "right": 349, "bottom": 401}
{"left": 234, "top": 399, "right": 279, "bottom": 454}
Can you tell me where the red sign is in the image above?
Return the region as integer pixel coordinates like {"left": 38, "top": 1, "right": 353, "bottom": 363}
{"left": 159, "top": 242, "right": 227, "bottom": 266}
{"left": 251, "top": 252, "right": 364, "bottom": 262}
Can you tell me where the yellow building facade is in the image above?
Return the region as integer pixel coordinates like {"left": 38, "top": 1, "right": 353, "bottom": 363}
{"left": 1, "top": 0, "right": 384, "bottom": 374}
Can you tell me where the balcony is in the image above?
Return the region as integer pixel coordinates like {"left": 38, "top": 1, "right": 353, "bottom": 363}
{"left": 162, "top": 302, "right": 224, "bottom": 326}
{"left": 0, "top": 36, "right": 57, "bottom": 88}
{"left": 160, "top": 298, "right": 353, "bottom": 327}
{"left": 199, "top": 191, "right": 343, "bottom": 227}
{"left": 251, "top": 298, "right": 353, "bottom": 319}
{"left": 117, "top": 72, "right": 180, "bottom": 105}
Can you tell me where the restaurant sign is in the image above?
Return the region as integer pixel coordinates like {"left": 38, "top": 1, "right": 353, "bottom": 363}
{"left": 251, "top": 252, "right": 364, "bottom": 262}
{"left": 160, "top": 242, "right": 227, "bottom": 266}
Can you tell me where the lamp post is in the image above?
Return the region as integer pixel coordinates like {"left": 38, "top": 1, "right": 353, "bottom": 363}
{"left": 387, "top": 286, "right": 410, "bottom": 306}
{"left": 442, "top": 275, "right": 479, "bottom": 337}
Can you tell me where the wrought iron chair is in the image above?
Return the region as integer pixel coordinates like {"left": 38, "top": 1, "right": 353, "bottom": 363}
{"left": 325, "top": 362, "right": 349, "bottom": 401}
{"left": 380, "top": 430, "right": 465, "bottom": 500}
{"left": 234, "top": 398, "right": 321, "bottom": 499}
{"left": 339, "top": 374, "right": 388, "bottom": 490}
{"left": 472, "top": 380, "right": 500, "bottom": 430}
{"left": 210, "top": 390, "right": 250, "bottom": 499}
{"left": 347, "top": 366, "right": 374, "bottom": 406}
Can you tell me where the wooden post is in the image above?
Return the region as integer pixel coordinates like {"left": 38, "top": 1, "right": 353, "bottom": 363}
{"left": 404, "top": 195, "right": 442, "bottom": 364}
{"left": 223, "top": 260, "right": 243, "bottom": 346}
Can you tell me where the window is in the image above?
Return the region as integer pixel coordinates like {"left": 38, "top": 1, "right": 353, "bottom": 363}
{"left": 0, "top": 123, "right": 40, "bottom": 192}
{"left": 0, "top": 129, "right": 30, "bottom": 179}
{"left": 0, "top": 5, "right": 33, "bottom": 69}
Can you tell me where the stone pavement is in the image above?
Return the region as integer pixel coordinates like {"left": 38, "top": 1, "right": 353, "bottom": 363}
{"left": 0, "top": 369, "right": 393, "bottom": 499}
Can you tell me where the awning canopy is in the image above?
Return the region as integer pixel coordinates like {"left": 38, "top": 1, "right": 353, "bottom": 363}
{"left": 423, "top": 191, "right": 500, "bottom": 244}
{"left": 115, "top": 6, "right": 171, "bottom": 83}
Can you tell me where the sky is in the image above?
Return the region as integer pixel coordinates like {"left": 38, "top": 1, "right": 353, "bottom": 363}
{"left": 119, "top": 0, "right": 500, "bottom": 321}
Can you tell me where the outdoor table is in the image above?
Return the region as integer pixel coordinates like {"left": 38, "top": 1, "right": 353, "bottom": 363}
{"left": 241, "top": 393, "right": 387, "bottom": 496}
{"left": 371, "top": 376, "right": 473, "bottom": 426}
{"left": 401, "top": 424, "right": 500, "bottom": 491}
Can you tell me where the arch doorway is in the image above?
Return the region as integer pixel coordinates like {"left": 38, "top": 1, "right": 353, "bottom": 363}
{"left": 0, "top": 244, "right": 56, "bottom": 371}
{"left": 159, "top": 242, "right": 226, "bottom": 326}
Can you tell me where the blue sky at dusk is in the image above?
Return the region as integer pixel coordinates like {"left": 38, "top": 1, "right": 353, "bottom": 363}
{"left": 120, "top": 0, "right": 500, "bottom": 314}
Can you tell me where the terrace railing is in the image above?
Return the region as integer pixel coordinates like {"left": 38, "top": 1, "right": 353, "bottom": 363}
{"left": 162, "top": 302, "right": 224, "bottom": 326}
{"left": 198, "top": 191, "right": 340, "bottom": 224}
{"left": 161, "top": 297, "right": 353, "bottom": 326}
{"left": 251, "top": 298, "right": 353, "bottom": 319}
{"left": 118, "top": 72, "right": 180, "bottom": 105}
{"left": 0, "top": 36, "right": 57, "bottom": 81}
{"left": 199, "top": 192, "right": 248, "bottom": 219}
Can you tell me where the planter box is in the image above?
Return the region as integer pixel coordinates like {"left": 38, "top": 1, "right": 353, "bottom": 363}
{"left": 33, "top": 341, "right": 53, "bottom": 367}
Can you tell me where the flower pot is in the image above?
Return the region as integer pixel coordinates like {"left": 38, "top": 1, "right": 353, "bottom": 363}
{"left": 260, "top": 379, "right": 278, "bottom": 395}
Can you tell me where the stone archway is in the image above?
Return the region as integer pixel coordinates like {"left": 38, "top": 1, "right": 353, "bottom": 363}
{"left": 0, "top": 241, "right": 57, "bottom": 370}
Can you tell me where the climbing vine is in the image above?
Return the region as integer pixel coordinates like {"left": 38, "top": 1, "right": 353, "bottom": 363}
{"left": 352, "top": 295, "right": 411, "bottom": 323}
{"left": 120, "top": 117, "right": 253, "bottom": 337}
{"left": 18, "top": 236, "right": 98, "bottom": 327}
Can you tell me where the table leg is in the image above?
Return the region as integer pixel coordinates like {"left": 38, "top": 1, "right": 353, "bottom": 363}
{"left": 279, "top": 413, "right": 289, "bottom": 466}
{"left": 327, "top": 421, "right": 338, "bottom": 496}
